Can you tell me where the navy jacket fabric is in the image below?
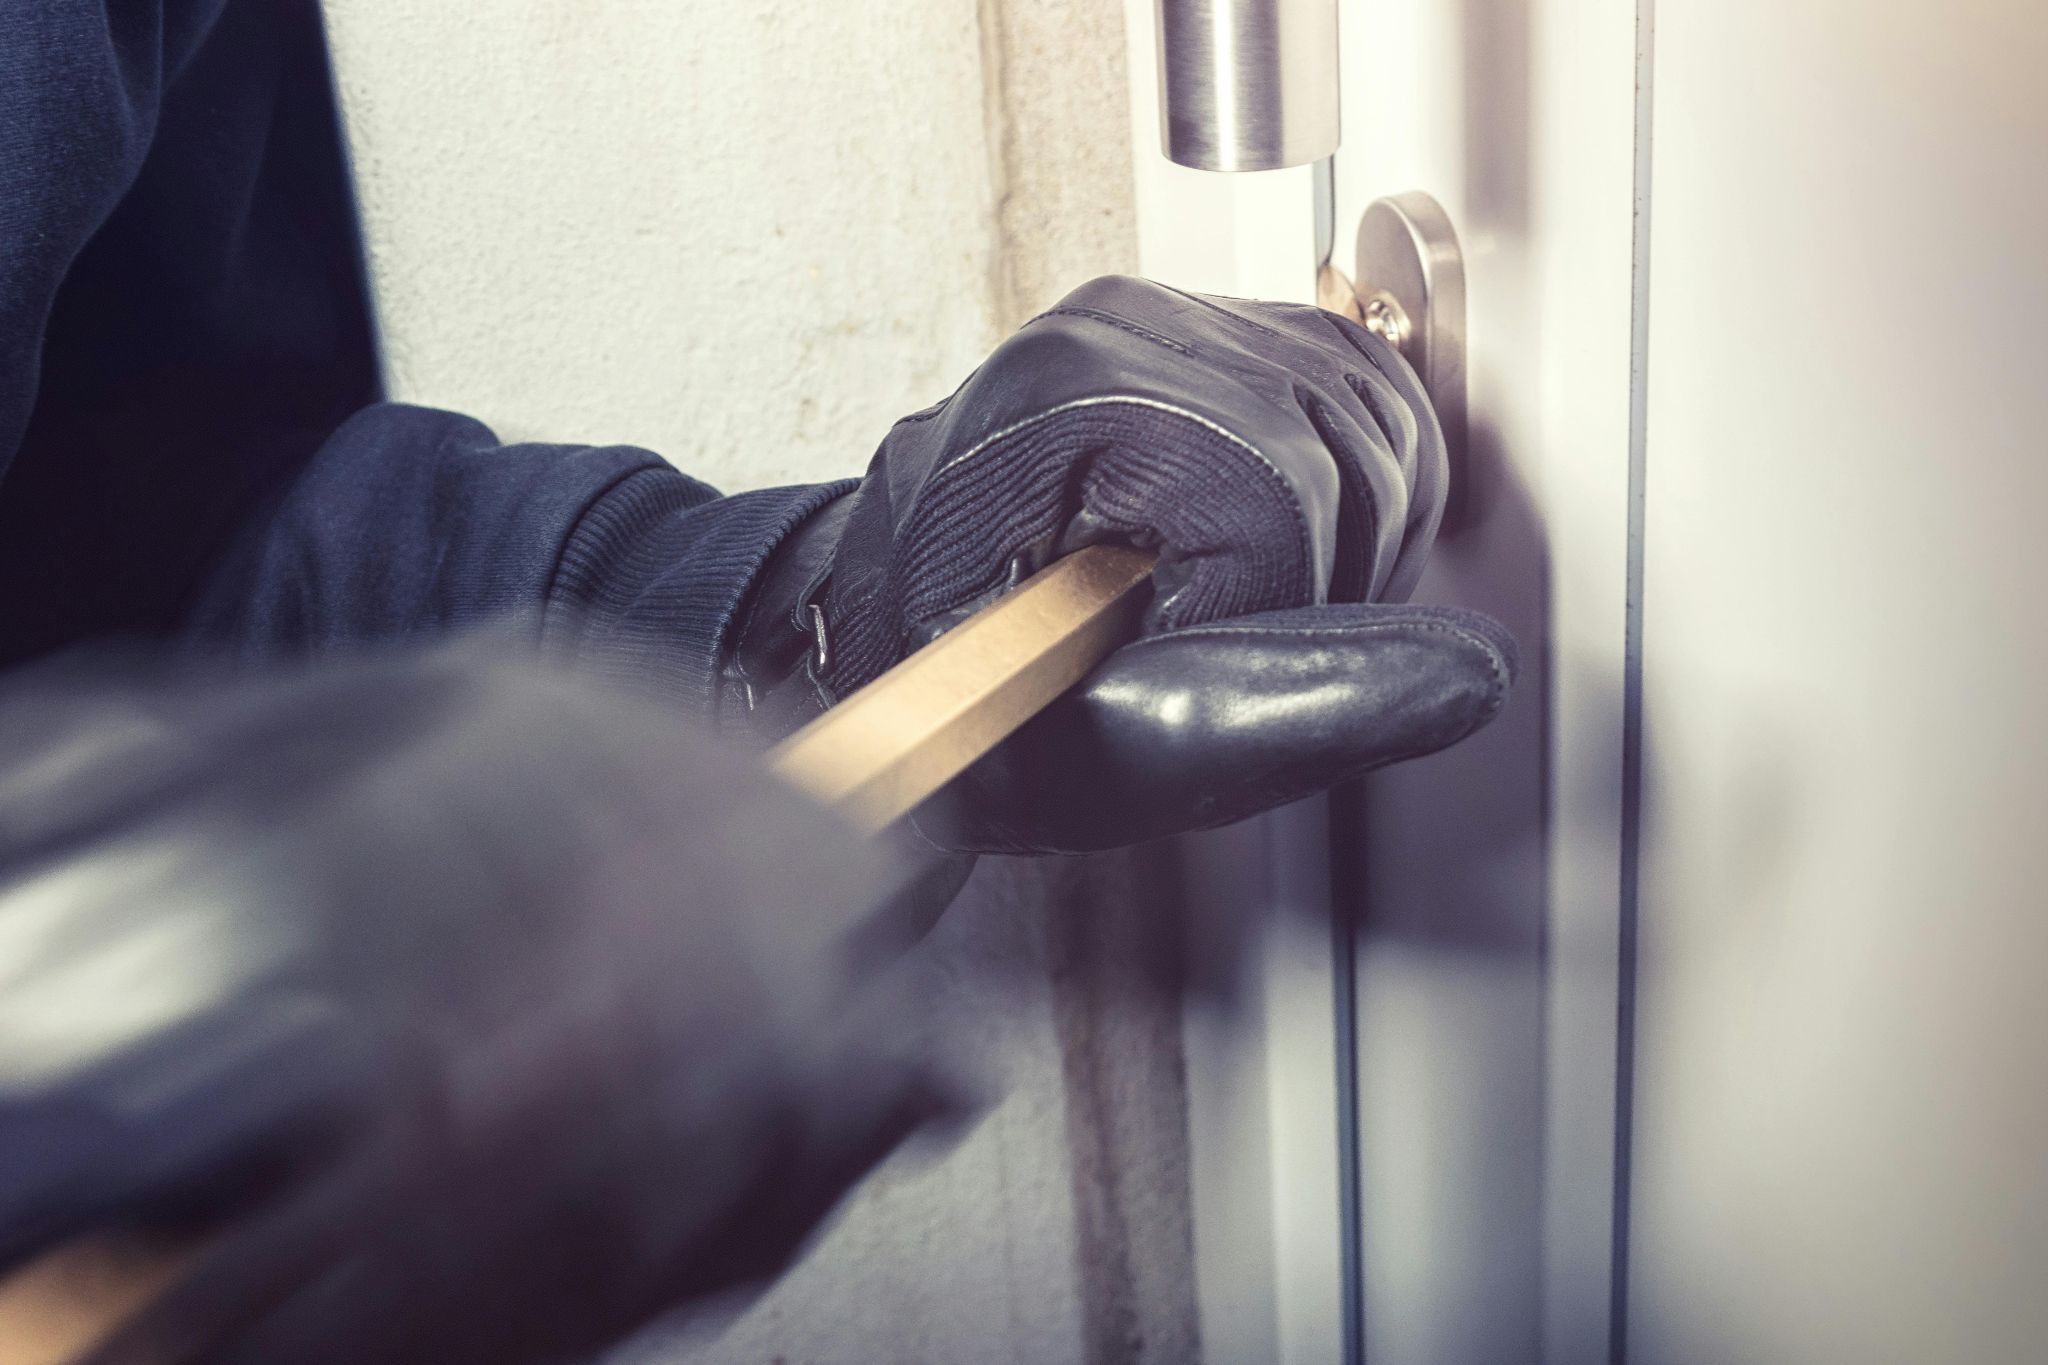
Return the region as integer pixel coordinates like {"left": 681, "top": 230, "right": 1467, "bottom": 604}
{"left": 0, "top": 0, "right": 832, "bottom": 711}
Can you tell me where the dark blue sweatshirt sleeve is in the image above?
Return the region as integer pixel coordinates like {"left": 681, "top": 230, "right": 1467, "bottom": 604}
{"left": 183, "top": 403, "right": 854, "bottom": 710}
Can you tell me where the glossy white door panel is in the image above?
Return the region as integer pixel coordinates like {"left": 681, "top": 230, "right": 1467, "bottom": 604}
{"left": 1628, "top": 2, "right": 2048, "bottom": 1359}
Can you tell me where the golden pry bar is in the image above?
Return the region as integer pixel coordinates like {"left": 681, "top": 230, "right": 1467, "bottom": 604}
{"left": 0, "top": 543, "right": 1158, "bottom": 1365}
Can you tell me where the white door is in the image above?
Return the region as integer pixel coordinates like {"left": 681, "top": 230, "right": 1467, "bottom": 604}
{"left": 1135, "top": 1, "right": 2048, "bottom": 1362}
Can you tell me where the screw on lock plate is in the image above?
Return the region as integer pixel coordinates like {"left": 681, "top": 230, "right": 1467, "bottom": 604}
{"left": 1350, "top": 192, "right": 1465, "bottom": 463}
{"left": 1360, "top": 289, "right": 1412, "bottom": 350}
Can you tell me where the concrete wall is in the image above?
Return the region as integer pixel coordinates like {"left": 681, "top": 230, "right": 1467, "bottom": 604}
{"left": 319, "top": 5, "right": 1185, "bottom": 1362}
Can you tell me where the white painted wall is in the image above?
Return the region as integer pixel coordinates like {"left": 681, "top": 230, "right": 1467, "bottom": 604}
{"left": 322, "top": 0, "right": 1002, "bottom": 491}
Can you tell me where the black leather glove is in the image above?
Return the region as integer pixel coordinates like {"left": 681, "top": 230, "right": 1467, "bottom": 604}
{"left": 0, "top": 643, "right": 956, "bottom": 1365}
{"left": 723, "top": 275, "right": 1515, "bottom": 853}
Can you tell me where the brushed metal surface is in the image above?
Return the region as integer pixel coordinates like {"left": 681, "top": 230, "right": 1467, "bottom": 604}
{"left": 1155, "top": 0, "right": 1340, "bottom": 171}
{"left": 1353, "top": 191, "right": 1466, "bottom": 464}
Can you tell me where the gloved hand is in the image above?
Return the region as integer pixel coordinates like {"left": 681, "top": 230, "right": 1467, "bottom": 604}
{"left": 0, "top": 643, "right": 957, "bottom": 1365}
{"left": 723, "top": 275, "right": 1515, "bottom": 852}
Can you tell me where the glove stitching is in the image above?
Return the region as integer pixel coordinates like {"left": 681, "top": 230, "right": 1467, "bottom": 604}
{"left": 924, "top": 395, "right": 1317, "bottom": 619}
{"left": 892, "top": 401, "right": 952, "bottom": 427}
{"left": 1159, "top": 284, "right": 1292, "bottom": 343}
{"left": 1028, "top": 307, "right": 1194, "bottom": 356}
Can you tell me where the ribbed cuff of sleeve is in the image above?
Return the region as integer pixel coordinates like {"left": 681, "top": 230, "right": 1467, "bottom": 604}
{"left": 544, "top": 472, "right": 858, "bottom": 716}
